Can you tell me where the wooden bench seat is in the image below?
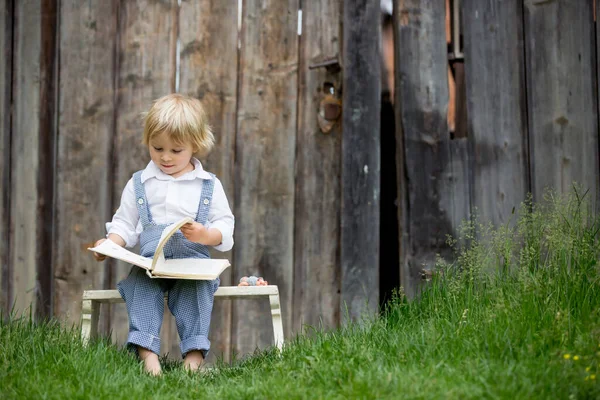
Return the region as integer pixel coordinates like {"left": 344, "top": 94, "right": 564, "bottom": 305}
{"left": 81, "top": 285, "right": 284, "bottom": 349}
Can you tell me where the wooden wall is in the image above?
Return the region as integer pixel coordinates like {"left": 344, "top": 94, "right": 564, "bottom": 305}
{"left": 393, "top": 0, "right": 599, "bottom": 296}
{"left": 0, "top": 0, "right": 353, "bottom": 363}
{"left": 2, "top": 0, "right": 599, "bottom": 363}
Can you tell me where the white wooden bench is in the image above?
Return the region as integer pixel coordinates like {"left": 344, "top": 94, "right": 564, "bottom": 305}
{"left": 81, "top": 285, "right": 284, "bottom": 350}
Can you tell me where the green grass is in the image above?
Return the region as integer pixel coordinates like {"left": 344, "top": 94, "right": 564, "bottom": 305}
{"left": 2, "top": 188, "right": 600, "bottom": 399}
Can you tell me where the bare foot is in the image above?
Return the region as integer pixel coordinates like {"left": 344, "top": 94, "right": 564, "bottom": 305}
{"left": 183, "top": 350, "right": 204, "bottom": 372}
{"left": 138, "top": 346, "right": 162, "bottom": 376}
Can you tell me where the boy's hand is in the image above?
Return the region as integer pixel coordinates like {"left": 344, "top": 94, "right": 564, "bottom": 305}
{"left": 180, "top": 222, "right": 209, "bottom": 244}
{"left": 93, "top": 239, "right": 107, "bottom": 261}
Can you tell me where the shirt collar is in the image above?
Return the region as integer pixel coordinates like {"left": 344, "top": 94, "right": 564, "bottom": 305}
{"left": 141, "top": 158, "right": 212, "bottom": 183}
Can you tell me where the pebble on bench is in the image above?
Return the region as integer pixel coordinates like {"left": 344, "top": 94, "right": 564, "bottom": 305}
{"left": 238, "top": 276, "right": 268, "bottom": 286}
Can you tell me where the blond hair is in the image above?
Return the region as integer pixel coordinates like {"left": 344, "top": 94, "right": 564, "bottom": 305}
{"left": 142, "top": 94, "right": 214, "bottom": 155}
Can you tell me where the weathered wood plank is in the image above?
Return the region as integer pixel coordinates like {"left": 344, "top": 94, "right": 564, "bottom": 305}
{"left": 178, "top": 0, "right": 238, "bottom": 363}
{"left": 394, "top": 0, "right": 461, "bottom": 299}
{"left": 54, "top": 1, "right": 117, "bottom": 325}
{"left": 341, "top": 0, "right": 380, "bottom": 318}
{"left": 447, "top": 138, "right": 471, "bottom": 233}
{"left": 392, "top": 1, "right": 409, "bottom": 305}
{"left": 10, "top": 0, "right": 41, "bottom": 316}
{"left": 37, "top": 0, "right": 58, "bottom": 318}
{"left": 524, "top": 0, "right": 598, "bottom": 199}
{"left": 0, "top": 0, "right": 13, "bottom": 315}
{"left": 293, "top": 0, "right": 342, "bottom": 333}
{"left": 113, "top": 0, "right": 177, "bottom": 357}
{"left": 233, "top": 0, "right": 298, "bottom": 355}
{"left": 462, "top": 0, "right": 529, "bottom": 227}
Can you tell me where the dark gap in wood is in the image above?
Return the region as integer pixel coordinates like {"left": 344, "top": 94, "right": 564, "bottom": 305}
{"left": 2, "top": 0, "right": 15, "bottom": 316}
{"left": 379, "top": 96, "right": 399, "bottom": 307}
{"left": 595, "top": 0, "right": 600, "bottom": 204}
{"left": 452, "top": 61, "right": 468, "bottom": 139}
{"left": 106, "top": 0, "right": 121, "bottom": 334}
{"left": 521, "top": 0, "right": 533, "bottom": 197}
{"left": 291, "top": 0, "right": 304, "bottom": 333}
{"left": 37, "top": 0, "right": 58, "bottom": 318}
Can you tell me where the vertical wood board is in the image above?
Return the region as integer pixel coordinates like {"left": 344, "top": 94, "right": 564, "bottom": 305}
{"left": 394, "top": 0, "right": 456, "bottom": 299}
{"left": 54, "top": 1, "right": 117, "bottom": 324}
{"left": 293, "top": 0, "right": 342, "bottom": 333}
{"left": 178, "top": 0, "right": 238, "bottom": 363}
{"left": 462, "top": 0, "right": 529, "bottom": 226}
{"left": 37, "top": 0, "right": 58, "bottom": 318}
{"left": 112, "top": 0, "right": 178, "bottom": 356}
{"left": 524, "top": 0, "right": 598, "bottom": 199}
{"left": 392, "top": 0, "right": 409, "bottom": 304}
{"left": 10, "top": 0, "right": 41, "bottom": 316}
{"left": 233, "top": 0, "right": 299, "bottom": 355}
{"left": 341, "top": 0, "right": 381, "bottom": 318}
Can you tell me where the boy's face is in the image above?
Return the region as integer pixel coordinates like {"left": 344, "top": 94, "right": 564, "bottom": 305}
{"left": 148, "top": 131, "right": 195, "bottom": 178}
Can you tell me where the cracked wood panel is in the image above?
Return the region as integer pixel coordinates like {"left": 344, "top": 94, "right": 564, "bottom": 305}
{"left": 0, "top": 0, "right": 12, "bottom": 314}
{"left": 394, "top": 0, "right": 460, "bottom": 299}
{"left": 233, "top": 0, "right": 298, "bottom": 355}
{"left": 54, "top": 1, "right": 117, "bottom": 325}
{"left": 178, "top": 0, "right": 238, "bottom": 363}
{"left": 112, "top": 0, "right": 178, "bottom": 357}
{"left": 293, "top": 0, "right": 342, "bottom": 333}
{"left": 462, "top": 0, "right": 529, "bottom": 226}
{"left": 524, "top": 0, "right": 598, "bottom": 199}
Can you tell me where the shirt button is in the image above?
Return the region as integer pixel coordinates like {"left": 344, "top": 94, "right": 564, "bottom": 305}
{"left": 138, "top": 198, "right": 144, "bottom": 205}
{"left": 203, "top": 198, "right": 210, "bottom": 205}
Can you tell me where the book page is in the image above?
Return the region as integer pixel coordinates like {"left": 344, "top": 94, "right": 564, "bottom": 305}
{"left": 151, "top": 217, "right": 195, "bottom": 271}
{"left": 88, "top": 239, "right": 152, "bottom": 270}
{"left": 152, "top": 258, "right": 230, "bottom": 280}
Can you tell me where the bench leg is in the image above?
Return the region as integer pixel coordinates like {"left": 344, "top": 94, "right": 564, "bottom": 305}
{"left": 269, "top": 294, "right": 284, "bottom": 349}
{"left": 81, "top": 299, "right": 100, "bottom": 345}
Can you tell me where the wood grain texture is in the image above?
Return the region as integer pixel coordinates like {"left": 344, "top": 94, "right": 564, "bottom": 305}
{"left": 54, "top": 1, "right": 117, "bottom": 324}
{"left": 0, "top": 0, "right": 13, "bottom": 314}
{"left": 394, "top": 0, "right": 459, "bottom": 299}
{"left": 293, "top": 0, "right": 342, "bottom": 333}
{"left": 447, "top": 138, "right": 471, "bottom": 234}
{"left": 10, "top": 0, "right": 41, "bottom": 316}
{"left": 37, "top": 0, "right": 58, "bottom": 318}
{"left": 233, "top": 0, "right": 298, "bottom": 355}
{"left": 524, "top": 0, "right": 598, "bottom": 199}
{"left": 113, "top": 0, "right": 177, "bottom": 356}
{"left": 341, "top": 0, "right": 380, "bottom": 318}
{"left": 178, "top": 0, "right": 238, "bottom": 363}
{"left": 462, "top": 0, "right": 529, "bottom": 226}
{"left": 392, "top": 0, "right": 409, "bottom": 304}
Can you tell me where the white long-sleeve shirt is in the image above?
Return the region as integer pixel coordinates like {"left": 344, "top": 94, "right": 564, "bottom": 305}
{"left": 106, "top": 158, "right": 234, "bottom": 252}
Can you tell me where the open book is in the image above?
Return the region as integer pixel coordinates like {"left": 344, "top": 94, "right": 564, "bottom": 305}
{"left": 88, "top": 217, "right": 230, "bottom": 280}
